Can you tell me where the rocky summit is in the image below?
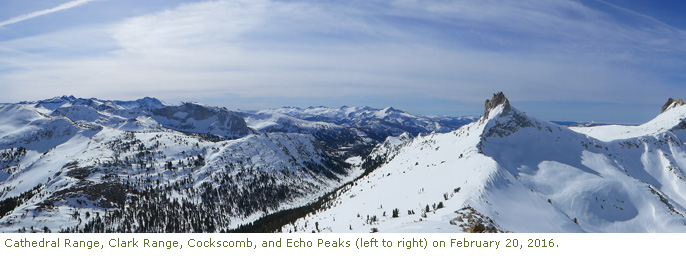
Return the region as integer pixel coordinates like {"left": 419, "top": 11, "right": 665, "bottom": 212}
{"left": 484, "top": 92, "right": 510, "bottom": 118}
{"left": 661, "top": 97, "right": 686, "bottom": 113}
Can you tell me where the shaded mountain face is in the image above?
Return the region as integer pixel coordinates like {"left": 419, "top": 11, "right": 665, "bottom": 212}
{"left": 0, "top": 96, "right": 470, "bottom": 233}
{"left": 240, "top": 106, "right": 477, "bottom": 160}
{"left": 150, "top": 102, "right": 252, "bottom": 139}
{"left": 25, "top": 96, "right": 252, "bottom": 139}
{"left": 250, "top": 106, "right": 477, "bottom": 142}
{"left": 284, "top": 94, "right": 686, "bottom": 233}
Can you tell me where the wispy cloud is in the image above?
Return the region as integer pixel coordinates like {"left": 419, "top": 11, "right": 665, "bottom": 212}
{"left": 0, "top": 0, "right": 95, "bottom": 28}
{"left": 591, "top": 0, "right": 686, "bottom": 33}
{"left": 0, "top": 0, "right": 685, "bottom": 122}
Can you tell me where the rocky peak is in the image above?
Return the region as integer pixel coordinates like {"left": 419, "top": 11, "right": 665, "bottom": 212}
{"left": 151, "top": 102, "right": 252, "bottom": 138}
{"left": 60, "top": 95, "right": 77, "bottom": 101}
{"left": 484, "top": 92, "right": 511, "bottom": 118}
{"left": 661, "top": 98, "right": 686, "bottom": 113}
{"left": 134, "top": 97, "right": 166, "bottom": 110}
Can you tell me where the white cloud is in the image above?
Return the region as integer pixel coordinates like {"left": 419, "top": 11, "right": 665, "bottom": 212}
{"left": 0, "top": 0, "right": 684, "bottom": 120}
{"left": 111, "top": 0, "right": 268, "bottom": 53}
{"left": 391, "top": 0, "right": 686, "bottom": 54}
{"left": 0, "top": 0, "right": 96, "bottom": 28}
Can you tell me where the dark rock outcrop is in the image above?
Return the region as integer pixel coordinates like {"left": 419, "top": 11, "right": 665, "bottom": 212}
{"left": 662, "top": 98, "right": 686, "bottom": 113}
{"left": 151, "top": 102, "right": 252, "bottom": 138}
{"left": 484, "top": 92, "right": 511, "bottom": 118}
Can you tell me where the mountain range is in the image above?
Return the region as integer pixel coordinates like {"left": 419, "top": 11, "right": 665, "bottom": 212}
{"left": 2, "top": 93, "right": 686, "bottom": 233}
{"left": 283, "top": 93, "right": 686, "bottom": 232}
{"left": 0, "top": 95, "right": 474, "bottom": 232}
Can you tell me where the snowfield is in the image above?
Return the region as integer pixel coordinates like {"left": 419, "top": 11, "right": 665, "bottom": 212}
{"left": 284, "top": 93, "right": 686, "bottom": 233}
{"left": 3, "top": 94, "right": 686, "bottom": 233}
{"left": 0, "top": 96, "right": 471, "bottom": 233}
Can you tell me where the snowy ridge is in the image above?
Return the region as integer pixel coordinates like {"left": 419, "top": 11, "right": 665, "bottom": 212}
{"left": 284, "top": 94, "right": 686, "bottom": 233}
{"left": 242, "top": 106, "right": 476, "bottom": 162}
{"left": 0, "top": 97, "right": 350, "bottom": 232}
{"left": 20, "top": 96, "right": 250, "bottom": 139}
{"left": 571, "top": 103, "right": 686, "bottom": 141}
{"left": 262, "top": 106, "right": 477, "bottom": 141}
{"left": 6, "top": 94, "right": 686, "bottom": 233}
{"left": 0, "top": 124, "right": 353, "bottom": 232}
{"left": 150, "top": 102, "right": 252, "bottom": 139}
{"left": 1, "top": 96, "right": 469, "bottom": 233}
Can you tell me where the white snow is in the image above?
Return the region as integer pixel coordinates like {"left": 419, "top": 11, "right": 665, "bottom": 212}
{"left": 285, "top": 103, "right": 686, "bottom": 233}
{"left": 5, "top": 96, "right": 686, "bottom": 233}
{"left": 571, "top": 105, "right": 686, "bottom": 141}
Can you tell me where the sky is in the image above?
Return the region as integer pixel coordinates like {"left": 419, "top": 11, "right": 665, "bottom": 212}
{"left": 1, "top": 0, "right": 686, "bottom": 123}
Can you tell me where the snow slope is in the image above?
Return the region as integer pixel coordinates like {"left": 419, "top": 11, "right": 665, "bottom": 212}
{"left": 1, "top": 96, "right": 467, "bottom": 233}
{"left": 21, "top": 96, "right": 251, "bottom": 138}
{"left": 6, "top": 94, "right": 686, "bottom": 233}
{"left": 570, "top": 104, "right": 686, "bottom": 141}
{"left": 284, "top": 93, "right": 686, "bottom": 233}
{"left": 261, "top": 106, "right": 477, "bottom": 141}
{"left": 0, "top": 97, "right": 354, "bottom": 232}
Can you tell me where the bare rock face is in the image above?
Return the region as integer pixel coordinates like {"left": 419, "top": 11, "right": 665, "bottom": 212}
{"left": 662, "top": 98, "right": 686, "bottom": 113}
{"left": 484, "top": 92, "right": 511, "bottom": 118}
{"left": 151, "top": 102, "right": 252, "bottom": 138}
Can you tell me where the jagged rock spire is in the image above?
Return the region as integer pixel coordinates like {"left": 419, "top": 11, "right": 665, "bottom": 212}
{"left": 661, "top": 98, "right": 686, "bottom": 113}
{"left": 484, "top": 92, "right": 511, "bottom": 118}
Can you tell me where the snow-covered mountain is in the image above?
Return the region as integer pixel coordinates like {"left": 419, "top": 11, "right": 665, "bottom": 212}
{"left": 21, "top": 96, "right": 252, "bottom": 138}
{"left": 0, "top": 96, "right": 470, "bottom": 233}
{"left": 252, "top": 106, "right": 477, "bottom": 141}
{"left": 283, "top": 93, "right": 686, "bottom": 233}
{"left": 6, "top": 93, "right": 686, "bottom": 233}
{"left": 241, "top": 106, "right": 476, "bottom": 161}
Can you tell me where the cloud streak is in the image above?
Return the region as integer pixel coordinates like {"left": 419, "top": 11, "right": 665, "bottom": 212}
{"left": 0, "top": 0, "right": 95, "bottom": 28}
{"left": 0, "top": 0, "right": 685, "bottom": 123}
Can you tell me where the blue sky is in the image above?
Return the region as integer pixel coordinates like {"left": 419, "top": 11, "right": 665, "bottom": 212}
{"left": 1, "top": 0, "right": 685, "bottom": 123}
